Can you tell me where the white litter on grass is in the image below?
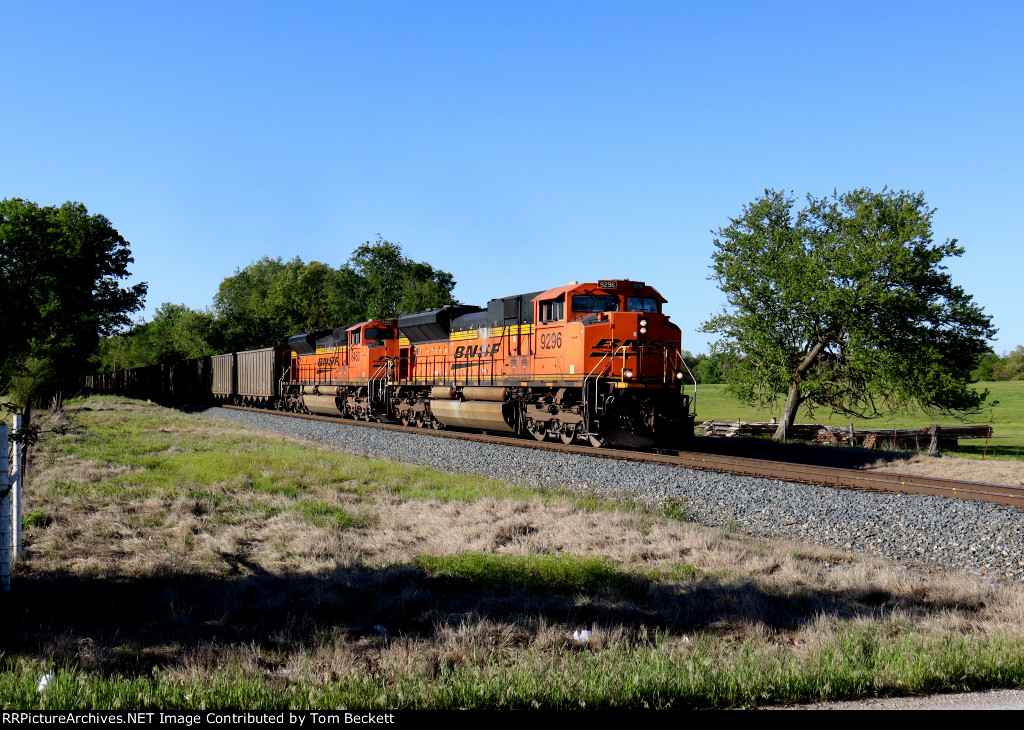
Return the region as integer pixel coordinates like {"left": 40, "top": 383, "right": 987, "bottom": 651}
{"left": 572, "top": 630, "right": 592, "bottom": 643}
{"left": 37, "top": 673, "right": 55, "bottom": 693}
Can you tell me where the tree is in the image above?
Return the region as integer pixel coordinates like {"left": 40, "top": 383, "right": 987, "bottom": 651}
{"left": 701, "top": 188, "right": 995, "bottom": 439}
{"left": 0, "top": 198, "right": 146, "bottom": 437}
{"left": 971, "top": 350, "right": 1001, "bottom": 381}
{"left": 96, "top": 303, "right": 218, "bottom": 370}
{"left": 213, "top": 256, "right": 365, "bottom": 351}
{"left": 346, "top": 235, "right": 457, "bottom": 320}
{"left": 992, "top": 346, "right": 1024, "bottom": 381}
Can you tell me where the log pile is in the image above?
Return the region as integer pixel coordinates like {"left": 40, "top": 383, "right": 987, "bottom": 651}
{"left": 700, "top": 420, "right": 822, "bottom": 440}
{"left": 702, "top": 420, "right": 993, "bottom": 453}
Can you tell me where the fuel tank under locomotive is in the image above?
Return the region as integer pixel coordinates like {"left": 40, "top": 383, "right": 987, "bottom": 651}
{"left": 417, "top": 384, "right": 691, "bottom": 448}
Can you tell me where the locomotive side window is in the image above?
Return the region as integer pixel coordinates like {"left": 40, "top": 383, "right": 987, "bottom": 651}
{"left": 540, "top": 295, "right": 565, "bottom": 322}
{"left": 626, "top": 297, "right": 660, "bottom": 313}
{"left": 572, "top": 295, "right": 619, "bottom": 313}
{"left": 350, "top": 330, "right": 361, "bottom": 345}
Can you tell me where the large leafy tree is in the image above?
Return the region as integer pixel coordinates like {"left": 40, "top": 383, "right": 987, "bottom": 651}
{"left": 701, "top": 188, "right": 995, "bottom": 439}
{"left": 212, "top": 239, "right": 457, "bottom": 351}
{"left": 347, "top": 235, "right": 457, "bottom": 320}
{"left": 0, "top": 198, "right": 146, "bottom": 426}
{"left": 213, "top": 256, "right": 365, "bottom": 351}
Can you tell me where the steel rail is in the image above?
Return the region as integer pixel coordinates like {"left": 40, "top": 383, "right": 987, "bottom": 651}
{"left": 219, "top": 405, "right": 1024, "bottom": 509}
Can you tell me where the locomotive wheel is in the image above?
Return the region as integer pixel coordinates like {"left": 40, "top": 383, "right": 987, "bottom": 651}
{"left": 560, "top": 429, "right": 576, "bottom": 445}
{"left": 588, "top": 434, "right": 605, "bottom": 448}
{"left": 400, "top": 412, "right": 411, "bottom": 427}
{"left": 527, "top": 420, "right": 547, "bottom": 441}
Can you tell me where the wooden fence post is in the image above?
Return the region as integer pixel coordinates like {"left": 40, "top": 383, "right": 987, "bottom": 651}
{"left": 929, "top": 424, "right": 941, "bottom": 457}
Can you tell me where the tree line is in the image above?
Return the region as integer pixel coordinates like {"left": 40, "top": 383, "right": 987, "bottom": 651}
{"left": 973, "top": 347, "right": 1024, "bottom": 381}
{"left": 96, "top": 236, "right": 456, "bottom": 371}
{"left": 683, "top": 347, "right": 1022, "bottom": 386}
{"left": 2, "top": 188, "right": 1007, "bottom": 448}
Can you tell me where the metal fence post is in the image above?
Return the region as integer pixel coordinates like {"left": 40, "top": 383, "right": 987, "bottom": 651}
{"left": 12, "top": 415, "right": 22, "bottom": 561}
{"left": 1, "top": 423, "right": 10, "bottom": 592}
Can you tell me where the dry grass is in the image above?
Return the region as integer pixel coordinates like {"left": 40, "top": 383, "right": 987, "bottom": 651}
{"left": 6, "top": 396, "right": 1024, "bottom": 708}
{"left": 865, "top": 453, "right": 1024, "bottom": 486}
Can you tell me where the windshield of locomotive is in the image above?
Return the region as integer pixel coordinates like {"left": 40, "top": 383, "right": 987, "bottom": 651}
{"left": 364, "top": 328, "right": 394, "bottom": 341}
{"left": 626, "top": 297, "right": 660, "bottom": 313}
{"left": 572, "top": 295, "right": 620, "bottom": 313}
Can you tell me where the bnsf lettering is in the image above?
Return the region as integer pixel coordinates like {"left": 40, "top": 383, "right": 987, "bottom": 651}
{"left": 317, "top": 356, "right": 340, "bottom": 367}
{"left": 454, "top": 344, "right": 501, "bottom": 359}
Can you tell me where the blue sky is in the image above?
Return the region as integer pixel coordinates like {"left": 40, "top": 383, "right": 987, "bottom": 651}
{"left": 3, "top": 1, "right": 1021, "bottom": 353}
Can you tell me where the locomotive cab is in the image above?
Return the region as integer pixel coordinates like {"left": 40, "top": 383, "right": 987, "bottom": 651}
{"left": 529, "top": 279, "right": 695, "bottom": 446}
{"left": 346, "top": 319, "right": 400, "bottom": 379}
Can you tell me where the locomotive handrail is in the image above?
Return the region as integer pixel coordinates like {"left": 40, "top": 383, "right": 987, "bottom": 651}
{"left": 367, "top": 358, "right": 396, "bottom": 413}
{"left": 278, "top": 364, "right": 292, "bottom": 397}
{"left": 676, "top": 349, "right": 697, "bottom": 416}
{"left": 583, "top": 344, "right": 629, "bottom": 437}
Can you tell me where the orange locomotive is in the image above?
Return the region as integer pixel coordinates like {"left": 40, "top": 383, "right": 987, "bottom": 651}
{"left": 283, "top": 279, "right": 695, "bottom": 447}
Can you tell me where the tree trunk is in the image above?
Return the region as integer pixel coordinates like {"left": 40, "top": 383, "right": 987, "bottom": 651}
{"left": 774, "top": 380, "right": 802, "bottom": 440}
{"left": 773, "top": 338, "right": 830, "bottom": 441}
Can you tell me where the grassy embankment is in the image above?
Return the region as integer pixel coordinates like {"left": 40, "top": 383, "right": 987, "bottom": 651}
{"left": 3, "top": 395, "right": 1024, "bottom": 709}
{"left": 692, "top": 381, "right": 1024, "bottom": 459}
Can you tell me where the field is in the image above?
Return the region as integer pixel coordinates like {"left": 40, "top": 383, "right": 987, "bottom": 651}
{"left": 3, "top": 396, "right": 1024, "bottom": 709}
{"left": 692, "top": 381, "right": 1024, "bottom": 459}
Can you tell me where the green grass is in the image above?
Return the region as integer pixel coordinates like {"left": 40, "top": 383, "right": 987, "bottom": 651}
{"left": 8, "top": 394, "right": 1024, "bottom": 710}
{"left": 52, "top": 397, "right": 588, "bottom": 509}
{"left": 415, "top": 552, "right": 637, "bottom": 595}
{"left": 293, "top": 499, "right": 375, "bottom": 529}
{"left": 694, "top": 381, "right": 1024, "bottom": 458}
{"left": 5, "top": 625, "right": 1024, "bottom": 709}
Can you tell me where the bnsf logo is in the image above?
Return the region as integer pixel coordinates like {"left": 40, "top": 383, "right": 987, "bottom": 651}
{"left": 589, "top": 339, "right": 677, "bottom": 356}
{"left": 454, "top": 344, "right": 501, "bottom": 359}
{"left": 317, "top": 355, "right": 340, "bottom": 367}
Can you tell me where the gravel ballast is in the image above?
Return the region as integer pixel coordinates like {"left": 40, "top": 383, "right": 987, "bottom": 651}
{"left": 201, "top": 407, "right": 1024, "bottom": 581}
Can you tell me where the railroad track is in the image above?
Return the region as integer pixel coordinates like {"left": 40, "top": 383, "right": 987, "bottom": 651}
{"left": 221, "top": 405, "right": 1024, "bottom": 509}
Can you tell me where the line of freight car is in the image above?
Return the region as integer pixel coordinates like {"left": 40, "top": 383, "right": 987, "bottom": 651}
{"left": 85, "top": 346, "right": 290, "bottom": 408}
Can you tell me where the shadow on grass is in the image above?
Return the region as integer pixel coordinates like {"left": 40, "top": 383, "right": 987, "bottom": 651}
{"left": 2, "top": 557, "right": 982, "bottom": 677}
{"left": 959, "top": 444, "right": 1024, "bottom": 459}
{"left": 687, "top": 436, "right": 918, "bottom": 469}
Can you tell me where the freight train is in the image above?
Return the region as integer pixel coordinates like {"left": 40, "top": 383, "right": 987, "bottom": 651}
{"left": 86, "top": 279, "right": 696, "bottom": 448}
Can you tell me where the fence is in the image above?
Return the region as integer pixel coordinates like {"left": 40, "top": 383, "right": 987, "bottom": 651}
{"left": 701, "top": 420, "right": 993, "bottom": 453}
{"left": 1, "top": 416, "right": 24, "bottom": 592}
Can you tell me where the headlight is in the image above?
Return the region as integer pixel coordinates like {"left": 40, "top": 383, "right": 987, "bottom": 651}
{"left": 639, "top": 318, "right": 648, "bottom": 327}
{"left": 623, "top": 368, "right": 634, "bottom": 378}
{"left": 675, "top": 371, "right": 684, "bottom": 380}
{"left": 639, "top": 327, "right": 647, "bottom": 335}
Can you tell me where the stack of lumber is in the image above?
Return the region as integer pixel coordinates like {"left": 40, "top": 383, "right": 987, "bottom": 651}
{"left": 703, "top": 420, "right": 993, "bottom": 453}
{"left": 933, "top": 425, "right": 993, "bottom": 439}
{"left": 701, "top": 420, "right": 822, "bottom": 440}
